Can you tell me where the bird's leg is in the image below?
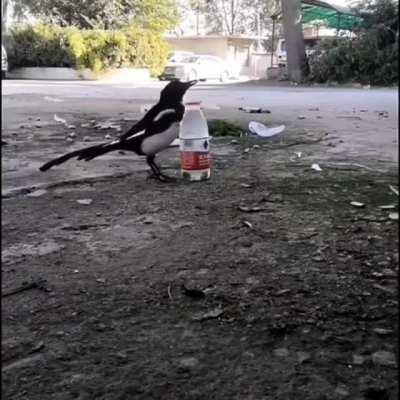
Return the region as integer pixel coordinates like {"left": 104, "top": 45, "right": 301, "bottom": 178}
{"left": 146, "top": 155, "right": 176, "bottom": 182}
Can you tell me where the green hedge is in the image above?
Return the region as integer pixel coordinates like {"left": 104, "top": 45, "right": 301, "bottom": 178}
{"left": 307, "top": 37, "right": 398, "bottom": 85}
{"left": 6, "top": 24, "right": 171, "bottom": 76}
{"left": 307, "top": 0, "right": 398, "bottom": 85}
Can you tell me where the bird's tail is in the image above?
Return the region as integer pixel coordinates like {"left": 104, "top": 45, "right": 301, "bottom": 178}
{"left": 39, "top": 141, "right": 120, "bottom": 171}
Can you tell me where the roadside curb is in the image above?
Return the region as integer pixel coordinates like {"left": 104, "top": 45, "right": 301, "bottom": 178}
{"left": 6, "top": 67, "right": 152, "bottom": 82}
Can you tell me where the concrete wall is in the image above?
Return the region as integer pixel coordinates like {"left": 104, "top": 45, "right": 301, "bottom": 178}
{"left": 167, "top": 37, "right": 228, "bottom": 59}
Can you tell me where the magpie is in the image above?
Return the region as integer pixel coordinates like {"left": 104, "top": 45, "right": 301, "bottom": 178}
{"left": 39, "top": 79, "right": 197, "bottom": 182}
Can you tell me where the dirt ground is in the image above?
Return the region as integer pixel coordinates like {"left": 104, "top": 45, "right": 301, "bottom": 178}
{"left": 1, "top": 115, "right": 398, "bottom": 400}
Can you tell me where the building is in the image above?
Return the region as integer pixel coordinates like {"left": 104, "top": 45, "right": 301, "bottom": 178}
{"left": 165, "top": 35, "right": 270, "bottom": 79}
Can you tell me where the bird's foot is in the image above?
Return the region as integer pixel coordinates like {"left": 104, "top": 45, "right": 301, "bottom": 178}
{"left": 146, "top": 171, "right": 177, "bottom": 183}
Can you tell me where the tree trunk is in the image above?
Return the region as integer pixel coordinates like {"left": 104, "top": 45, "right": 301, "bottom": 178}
{"left": 281, "top": 0, "right": 307, "bottom": 82}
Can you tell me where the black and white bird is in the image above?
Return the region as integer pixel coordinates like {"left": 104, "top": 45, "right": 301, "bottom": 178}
{"left": 39, "top": 79, "right": 197, "bottom": 181}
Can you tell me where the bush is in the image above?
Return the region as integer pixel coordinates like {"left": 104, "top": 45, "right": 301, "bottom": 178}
{"left": 7, "top": 23, "right": 171, "bottom": 76}
{"left": 307, "top": 0, "right": 398, "bottom": 85}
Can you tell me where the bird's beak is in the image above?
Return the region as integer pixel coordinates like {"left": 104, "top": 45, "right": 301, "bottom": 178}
{"left": 187, "top": 80, "right": 198, "bottom": 87}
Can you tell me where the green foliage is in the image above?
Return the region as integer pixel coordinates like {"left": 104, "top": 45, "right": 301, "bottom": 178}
{"left": 12, "top": 0, "right": 179, "bottom": 31}
{"left": 7, "top": 23, "right": 171, "bottom": 75}
{"left": 307, "top": 0, "right": 398, "bottom": 85}
{"left": 208, "top": 120, "right": 243, "bottom": 137}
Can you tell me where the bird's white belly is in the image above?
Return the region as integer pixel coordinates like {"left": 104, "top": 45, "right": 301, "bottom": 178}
{"left": 141, "top": 123, "right": 180, "bottom": 155}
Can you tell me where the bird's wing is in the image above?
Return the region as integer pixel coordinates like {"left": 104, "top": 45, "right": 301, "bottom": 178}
{"left": 119, "top": 103, "right": 162, "bottom": 141}
{"left": 145, "top": 110, "right": 183, "bottom": 135}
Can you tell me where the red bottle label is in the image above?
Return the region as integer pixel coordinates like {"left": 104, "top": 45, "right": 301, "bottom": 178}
{"left": 181, "top": 152, "right": 211, "bottom": 170}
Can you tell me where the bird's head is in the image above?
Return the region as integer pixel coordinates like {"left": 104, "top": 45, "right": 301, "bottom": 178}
{"left": 159, "top": 79, "right": 197, "bottom": 105}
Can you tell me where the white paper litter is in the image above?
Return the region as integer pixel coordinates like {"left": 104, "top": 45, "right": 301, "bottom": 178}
{"left": 248, "top": 121, "right": 286, "bottom": 137}
{"left": 389, "top": 212, "right": 398, "bottom": 220}
{"left": 44, "top": 96, "right": 63, "bottom": 102}
{"left": 77, "top": 199, "right": 93, "bottom": 205}
{"left": 311, "top": 163, "right": 322, "bottom": 172}
{"left": 378, "top": 204, "right": 396, "bottom": 209}
{"left": 350, "top": 201, "right": 365, "bottom": 208}
{"left": 54, "top": 114, "right": 67, "bottom": 125}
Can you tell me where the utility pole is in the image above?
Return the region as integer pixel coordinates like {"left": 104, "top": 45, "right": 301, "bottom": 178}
{"left": 281, "top": 0, "right": 307, "bottom": 82}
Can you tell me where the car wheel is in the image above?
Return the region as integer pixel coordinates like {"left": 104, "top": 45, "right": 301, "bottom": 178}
{"left": 187, "top": 69, "right": 197, "bottom": 82}
{"left": 220, "top": 70, "right": 229, "bottom": 83}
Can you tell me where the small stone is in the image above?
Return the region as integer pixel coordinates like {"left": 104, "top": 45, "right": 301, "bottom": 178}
{"left": 96, "top": 323, "right": 106, "bottom": 331}
{"left": 252, "top": 144, "right": 260, "bottom": 149}
{"left": 296, "top": 351, "right": 311, "bottom": 364}
{"left": 96, "top": 278, "right": 106, "bottom": 284}
{"left": 243, "top": 148, "right": 250, "bottom": 153}
{"left": 116, "top": 351, "right": 127, "bottom": 359}
{"left": 273, "top": 348, "right": 289, "bottom": 357}
{"left": 298, "top": 115, "right": 306, "bottom": 119}
{"left": 352, "top": 354, "right": 366, "bottom": 365}
{"left": 371, "top": 351, "right": 396, "bottom": 367}
{"left": 68, "top": 132, "right": 76, "bottom": 138}
{"left": 245, "top": 277, "right": 260, "bottom": 285}
{"left": 372, "top": 328, "right": 393, "bottom": 336}
{"left": 81, "top": 123, "right": 90, "bottom": 128}
{"left": 105, "top": 134, "right": 112, "bottom": 140}
{"left": 67, "top": 125, "right": 76, "bottom": 129}
{"left": 66, "top": 137, "right": 74, "bottom": 142}
{"left": 334, "top": 385, "right": 350, "bottom": 397}
{"left": 178, "top": 357, "right": 199, "bottom": 368}
{"left": 55, "top": 331, "right": 65, "bottom": 337}
{"left": 83, "top": 136, "right": 91, "bottom": 142}
{"left": 231, "top": 140, "right": 239, "bottom": 145}
{"left": 36, "top": 117, "right": 41, "bottom": 121}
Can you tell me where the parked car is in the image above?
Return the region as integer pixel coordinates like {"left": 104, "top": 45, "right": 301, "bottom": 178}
{"left": 2, "top": 45, "right": 8, "bottom": 79}
{"left": 159, "top": 54, "right": 231, "bottom": 82}
{"left": 275, "top": 38, "right": 318, "bottom": 67}
{"left": 168, "top": 51, "right": 194, "bottom": 63}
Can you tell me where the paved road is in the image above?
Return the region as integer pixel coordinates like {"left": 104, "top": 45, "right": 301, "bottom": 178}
{"left": 3, "top": 79, "right": 397, "bottom": 158}
{"left": 1, "top": 80, "right": 398, "bottom": 195}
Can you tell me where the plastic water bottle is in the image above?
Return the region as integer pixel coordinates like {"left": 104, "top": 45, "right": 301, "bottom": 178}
{"left": 179, "top": 102, "right": 211, "bottom": 181}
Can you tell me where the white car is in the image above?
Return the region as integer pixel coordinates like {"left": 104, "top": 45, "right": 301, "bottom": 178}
{"left": 2, "top": 45, "right": 8, "bottom": 79}
{"left": 160, "top": 54, "right": 231, "bottom": 82}
{"left": 168, "top": 51, "right": 194, "bottom": 63}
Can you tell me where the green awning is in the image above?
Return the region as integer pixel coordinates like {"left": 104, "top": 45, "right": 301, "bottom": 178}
{"left": 301, "top": 0, "right": 363, "bottom": 30}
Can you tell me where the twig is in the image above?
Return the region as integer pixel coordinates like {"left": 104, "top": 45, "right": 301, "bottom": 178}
{"left": 2, "top": 279, "right": 47, "bottom": 298}
{"left": 389, "top": 185, "right": 399, "bottom": 196}
{"left": 167, "top": 282, "right": 173, "bottom": 301}
{"left": 323, "top": 162, "right": 388, "bottom": 173}
{"left": 264, "top": 138, "right": 324, "bottom": 149}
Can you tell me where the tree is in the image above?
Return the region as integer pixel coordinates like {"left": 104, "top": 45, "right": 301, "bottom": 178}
{"left": 281, "top": 0, "right": 307, "bottom": 82}
{"left": 12, "top": 0, "right": 179, "bottom": 31}
{"left": 183, "top": 0, "right": 278, "bottom": 36}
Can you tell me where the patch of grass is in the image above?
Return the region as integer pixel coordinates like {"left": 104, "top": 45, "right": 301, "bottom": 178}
{"left": 208, "top": 119, "right": 244, "bottom": 137}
